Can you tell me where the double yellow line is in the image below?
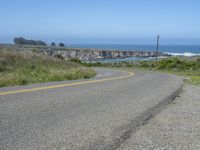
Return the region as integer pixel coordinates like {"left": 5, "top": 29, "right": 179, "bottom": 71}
{"left": 0, "top": 70, "right": 134, "bottom": 96}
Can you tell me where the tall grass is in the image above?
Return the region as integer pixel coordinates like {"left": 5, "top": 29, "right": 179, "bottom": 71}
{"left": 0, "top": 50, "right": 96, "bottom": 87}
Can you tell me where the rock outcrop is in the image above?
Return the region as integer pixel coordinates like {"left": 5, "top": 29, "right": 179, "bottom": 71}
{"left": 0, "top": 44, "right": 168, "bottom": 61}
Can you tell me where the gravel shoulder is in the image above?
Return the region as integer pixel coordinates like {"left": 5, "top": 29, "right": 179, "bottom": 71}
{"left": 119, "top": 85, "right": 200, "bottom": 150}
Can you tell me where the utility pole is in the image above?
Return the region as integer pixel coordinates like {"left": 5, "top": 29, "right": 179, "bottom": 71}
{"left": 156, "top": 35, "right": 160, "bottom": 62}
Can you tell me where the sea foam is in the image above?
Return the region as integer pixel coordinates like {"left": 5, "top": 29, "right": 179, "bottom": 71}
{"left": 164, "top": 52, "right": 200, "bottom": 57}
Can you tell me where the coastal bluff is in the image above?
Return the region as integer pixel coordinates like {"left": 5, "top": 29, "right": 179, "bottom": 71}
{"left": 0, "top": 44, "right": 167, "bottom": 61}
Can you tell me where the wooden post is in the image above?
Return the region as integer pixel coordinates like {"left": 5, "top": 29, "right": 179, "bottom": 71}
{"left": 156, "top": 35, "right": 160, "bottom": 62}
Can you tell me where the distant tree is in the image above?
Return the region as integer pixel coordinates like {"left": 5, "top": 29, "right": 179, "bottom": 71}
{"left": 51, "top": 42, "right": 56, "bottom": 46}
{"left": 14, "top": 37, "right": 26, "bottom": 45}
{"left": 27, "top": 40, "right": 37, "bottom": 45}
{"left": 13, "top": 37, "right": 46, "bottom": 46}
{"left": 59, "top": 43, "right": 65, "bottom": 47}
{"left": 36, "top": 40, "right": 47, "bottom": 46}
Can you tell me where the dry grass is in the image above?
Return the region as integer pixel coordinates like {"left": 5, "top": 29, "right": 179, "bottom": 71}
{"left": 0, "top": 49, "right": 96, "bottom": 87}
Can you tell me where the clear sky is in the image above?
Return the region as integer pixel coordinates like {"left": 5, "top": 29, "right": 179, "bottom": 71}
{"left": 0, "top": 0, "right": 200, "bottom": 44}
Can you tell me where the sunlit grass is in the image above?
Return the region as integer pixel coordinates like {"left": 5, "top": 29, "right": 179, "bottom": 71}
{"left": 0, "top": 50, "right": 96, "bottom": 87}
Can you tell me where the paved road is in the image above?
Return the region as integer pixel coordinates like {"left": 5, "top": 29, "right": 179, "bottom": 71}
{"left": 0, "top": 68, "right": 182, "bottom": 150}
{"left": 118, "top": 85, "right": 200, "bottom": 150}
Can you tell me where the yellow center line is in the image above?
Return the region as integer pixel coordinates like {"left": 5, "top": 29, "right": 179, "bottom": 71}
{"left": 0, "top": 70, "right": 134, "bottom": 96}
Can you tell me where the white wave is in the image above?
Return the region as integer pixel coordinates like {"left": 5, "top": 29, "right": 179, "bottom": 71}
{"left": 164, "top": 52, "right": 200, "bottom": 57}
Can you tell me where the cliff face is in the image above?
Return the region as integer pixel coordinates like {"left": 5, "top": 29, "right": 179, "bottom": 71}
{"left": 46, "top": 49, "right": 163, "bottom": 60}
{"left": 0, "top": 44, "right": 166, "bottom": 60}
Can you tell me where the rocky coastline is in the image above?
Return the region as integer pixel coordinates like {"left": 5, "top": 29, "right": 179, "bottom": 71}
{"left": 0, "top": 44, "right": 170, "bottom": 61}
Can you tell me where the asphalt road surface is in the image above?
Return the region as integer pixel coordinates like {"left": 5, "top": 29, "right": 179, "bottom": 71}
{"left": 0, "top": 68, "right": 182, "bottom": 150}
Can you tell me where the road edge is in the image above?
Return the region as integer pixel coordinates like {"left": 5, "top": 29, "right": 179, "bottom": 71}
{"left": 99, "top": 80, "right": 183, "bottom": 150}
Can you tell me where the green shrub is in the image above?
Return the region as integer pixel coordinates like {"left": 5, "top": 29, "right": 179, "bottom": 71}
{"left": 31, "top": 48, "right": 38, "bottom": 53}
{"left": 71, "top": 57, "right": 82, "bottom": 64}
{"left": 54, "top": 54, "right": 65, "bottom": 60}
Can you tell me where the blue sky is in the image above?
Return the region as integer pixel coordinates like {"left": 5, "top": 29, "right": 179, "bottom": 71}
{"left": 0, "top": 0, "right": 200, "bottom": 44}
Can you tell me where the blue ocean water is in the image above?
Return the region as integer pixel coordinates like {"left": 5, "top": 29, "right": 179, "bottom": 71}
{"left": 69, "top": 44, "right": 200, "bottom": 57}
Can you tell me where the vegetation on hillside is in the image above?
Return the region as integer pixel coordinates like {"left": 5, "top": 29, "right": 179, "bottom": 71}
{"left": 138, "top": 57, "right": 200, "bottom": 71}
{"left": 0, "top": 50, "right": 96, "bottom": 87}
{"left": 135, "top": 58, "right": 200, "bottom": 85}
